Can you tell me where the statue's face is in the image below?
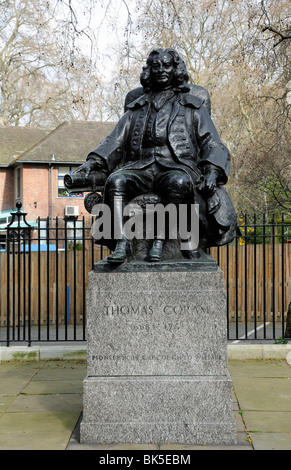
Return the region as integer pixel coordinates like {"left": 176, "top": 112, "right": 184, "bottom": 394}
{"left": 151, "top": 52, "right": 175, "bottom": 90}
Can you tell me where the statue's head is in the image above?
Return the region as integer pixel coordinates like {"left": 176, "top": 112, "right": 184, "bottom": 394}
{"left": 140, "top": 48, "right": 190, "bottom": 93}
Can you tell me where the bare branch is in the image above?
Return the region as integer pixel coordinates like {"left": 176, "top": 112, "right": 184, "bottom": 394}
{"left": 262, "top": 25, "right": 291, "bottom": 46}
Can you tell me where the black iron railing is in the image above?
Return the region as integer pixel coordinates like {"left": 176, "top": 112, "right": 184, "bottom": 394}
{"left": 0, "top": 203, "right": 110, "bottom": 346}
{"left": 0, "top": 204, "right": 290, "bottom": 345}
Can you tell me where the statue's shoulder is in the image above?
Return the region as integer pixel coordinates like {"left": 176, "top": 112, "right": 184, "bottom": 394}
{"left": 180, "top": 85, "right": 211, "bottom": 114}
{"left": 188, "top": 84, "right": 211, "bottom": 115}
{"left": 124, "top": 84, "right": 211, "bottom": 115}
{"left": 179, "top": 92, "right": 203, "bottom": 109}
{"left": 124, "top": 87, "right": 147, "bottom": 111}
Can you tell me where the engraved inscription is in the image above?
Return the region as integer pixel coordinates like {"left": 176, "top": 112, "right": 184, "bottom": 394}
{"left": 131, "top": 323, "right": 150, "bottom": 333}
{"left": 100, "top": 303, "right": 207, "bottom": 335}
{"left": 104, "top": 305, "right": 153, "bottom": 316}
{"left": 130, "top": 322, "right": 179, "bottom": 333}
{"left": 102, "top": 304, "right": 207, "bottom": 316}
{"left": 91, "top": 353, "right": 193, "bottom": 362}
{"left": 90, "top": 352, "right": 222, "bottom": 362}
{"left": 163, "top": 305, "right": 207, "bottom": 315}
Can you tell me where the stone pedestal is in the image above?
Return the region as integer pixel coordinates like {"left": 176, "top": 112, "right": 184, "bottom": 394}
{"left": 80, "top": 260, "right": 236, "bottom": 445}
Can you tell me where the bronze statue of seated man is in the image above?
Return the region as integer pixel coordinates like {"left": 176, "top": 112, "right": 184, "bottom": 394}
{"left": 73, "top": 48, "right": 236, "bottom": 264}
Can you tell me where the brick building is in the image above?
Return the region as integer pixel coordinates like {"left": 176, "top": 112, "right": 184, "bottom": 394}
{"left": 0, "top": 120, "right": 115, "bottom": 227}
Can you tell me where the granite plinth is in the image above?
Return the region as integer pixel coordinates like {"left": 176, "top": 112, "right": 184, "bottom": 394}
{"left": 81, "top": 261, "right": 236, "bottom": 445}
{"left": 81, "top": 374, "right": 235, "bottom": 445}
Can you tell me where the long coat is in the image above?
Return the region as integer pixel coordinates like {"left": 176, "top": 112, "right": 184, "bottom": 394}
{"left": 87, "top": 91, "right": 236, "bottom": 247}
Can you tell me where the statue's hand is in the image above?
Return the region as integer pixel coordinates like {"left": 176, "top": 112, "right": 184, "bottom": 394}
{"left": 204, "top": 172, "right": 218, "bottom": 196}
{"left": 74, "top": 158, "right": 104, "bottom": 180}
{"left": 202, "top": 164, "right": 220, "bottom": 196}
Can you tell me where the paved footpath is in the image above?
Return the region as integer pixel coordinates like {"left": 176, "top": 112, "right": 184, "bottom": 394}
{"left": 0, "top": 358, "right": 290, "bottom": 450}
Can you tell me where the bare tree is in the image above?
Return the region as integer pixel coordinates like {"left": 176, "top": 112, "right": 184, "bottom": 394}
{"left": 0, "top": 0, "right": 103, "bottom": 126}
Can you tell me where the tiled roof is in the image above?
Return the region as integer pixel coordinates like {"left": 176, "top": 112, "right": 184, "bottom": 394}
{"left": 16, "top": 121, "right": 115, "bottom": 165}
{"left": 0, "top": 126, "right": 51, "bottom": 167}
{"left": 0, "top": 121, "right": 116, "bottom": 167}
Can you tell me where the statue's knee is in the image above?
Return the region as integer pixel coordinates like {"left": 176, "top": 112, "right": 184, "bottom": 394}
{"left": 106, "top": 173, "right": 128, "bottom": 192}
{"left": 169, "top": 174, "right": 192, "bottom": 200}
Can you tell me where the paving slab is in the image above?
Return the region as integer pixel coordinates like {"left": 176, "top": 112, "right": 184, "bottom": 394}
{"left": 248, "top": 433, "right": 291, "bottom": 451}
{"left": 229, "top": 359, "right": 291, "bottom": 450}
{"left": 0, "top": 406, "right": 82, "bottom": 450}
{"left": 0, "top": 360, "right": 85, "bottom": 450}
{"left": 242, "top": 411, "right": 291, "bottom": 433}
{"left": 229, "top": 359, "right": 291, "bottom": 377}
{"left": 0, "top": 376, "right": 33, "bottom": 396}
{"left": 0, "top": 397, "right": 17, "bottom": 413}
{"left": 0, "top": 410, "right": 79, "bottom": 433}
{"left": 231, "top": 377, "right": 291, "bottom": 411}
{"left": 22, "top": 379, "right": 83, "bottom": 395}
{"left": 6, "top": 393, "right": 83, "bottom": 413}
{"left": 0, "top": 430, "right": 74, "bottom": 451}
{"left": 32, "top": 362, "right": 87, "bottom": 381}
{"left": 0, "top": 361, "right": 44, "bottom": 373}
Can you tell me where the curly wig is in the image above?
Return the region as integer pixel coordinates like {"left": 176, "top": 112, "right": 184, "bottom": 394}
{"left": 140, "top": 48, "right": 190, "bottom": 93}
